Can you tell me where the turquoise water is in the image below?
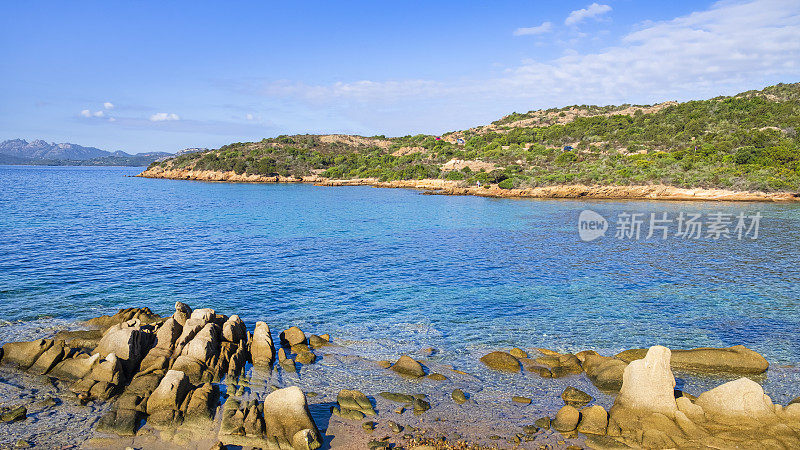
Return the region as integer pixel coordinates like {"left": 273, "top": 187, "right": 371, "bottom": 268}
{"left": 1, "top": 165, "right": 799, "bottom": 365}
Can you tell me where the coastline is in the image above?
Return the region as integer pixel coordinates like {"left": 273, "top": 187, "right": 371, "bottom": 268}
{"left": 2, "top": 305, "right": 799, "bottom": 449}
{"left": 137, "top": 167, "right": 800, "bottom": 202}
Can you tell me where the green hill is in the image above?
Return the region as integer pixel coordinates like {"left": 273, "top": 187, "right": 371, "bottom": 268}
{"left": 149, "top": 82, "right": 800, "bottom": 192}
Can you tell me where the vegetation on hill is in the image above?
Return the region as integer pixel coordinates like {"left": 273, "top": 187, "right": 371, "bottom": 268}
{"left": 150, "top": 82, "right": 800, "bottom": 191}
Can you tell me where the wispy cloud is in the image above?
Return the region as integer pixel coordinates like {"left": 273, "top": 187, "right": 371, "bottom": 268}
{"left": 149, "top": 112, "right": 180, "bottom": 122}
{"left": 565, "top": 3, "right": 612, "bottom": 26}
{"left": 103, "top": 102, "right": 114, "bottom": 109}
{"left": 513, "top": 22, "right": 553, "bottom": 36}
{"left": 234, "top": 0, "right": 800, "bottom": 135}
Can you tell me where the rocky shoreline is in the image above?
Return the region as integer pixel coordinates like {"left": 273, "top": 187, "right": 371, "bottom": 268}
{"left": 1, "top": 303, "right": 798, "bottom": 449}
{"left": 137, "top": 167, "right": 800, "bottom": 203}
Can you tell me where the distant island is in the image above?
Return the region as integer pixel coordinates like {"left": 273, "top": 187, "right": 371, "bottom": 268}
{"left": 140, "top": 83, "right": 799, "bottom": 201}
{"left": 0, "top": 139, "right": 207, "bottom": 167}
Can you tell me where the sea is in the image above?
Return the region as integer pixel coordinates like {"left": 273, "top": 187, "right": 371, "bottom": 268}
{"left": 1, "top": 165, "right": 799, "bottom": 405}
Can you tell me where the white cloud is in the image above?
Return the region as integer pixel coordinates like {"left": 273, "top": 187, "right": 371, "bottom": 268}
{"left": 108, "top": 117, "right": 116, "bottom": 122}
{"left": 252, "top": 0, "right": 800, "bottom": 135}
{"left": 80, "top": 109, "right": 92, "bottom": 117}
{"left": 93, "top": 110, "right": 105, "bottom": 117}
{"left": 513, "top": 22, "right": 553, "bottom": 36}
{"left": 246, "top": 113, "right": 254, "bottom": 120}
{"left": 565, "top": 3, "right": 612, "bottom": 26}
{"left": 103, "top": 102, "right": 114, "bottom": 109}
{"left": 149, "top": 112, "right": 181, "bottom": 122}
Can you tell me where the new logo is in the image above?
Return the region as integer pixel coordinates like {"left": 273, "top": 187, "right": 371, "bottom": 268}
{"left": 578, "top": 210, "right": 608, "bottom": 241}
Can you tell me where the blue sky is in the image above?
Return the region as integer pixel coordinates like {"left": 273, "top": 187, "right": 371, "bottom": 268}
{"left": 1, "top": 1, "right": 798, "bottom": 153}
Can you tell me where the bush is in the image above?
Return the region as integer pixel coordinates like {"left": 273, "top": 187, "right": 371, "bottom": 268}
{"left": 556, "top": 151, "right": 577, "bottom": 164}
{"left": 498, "top": 178, "right": 515, "bottom": 189}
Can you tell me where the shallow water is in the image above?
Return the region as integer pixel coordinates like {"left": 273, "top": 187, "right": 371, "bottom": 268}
{"left": 1, "top": 166, "right": 799, "bottom": 398}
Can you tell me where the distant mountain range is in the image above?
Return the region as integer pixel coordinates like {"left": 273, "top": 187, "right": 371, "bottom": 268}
{"left": 0, "top": 139, "right": 195, "bottom": 166}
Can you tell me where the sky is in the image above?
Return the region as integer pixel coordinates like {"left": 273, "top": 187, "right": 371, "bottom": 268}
{"left": 1, "top": 0, "right": 799, "bottom": 154}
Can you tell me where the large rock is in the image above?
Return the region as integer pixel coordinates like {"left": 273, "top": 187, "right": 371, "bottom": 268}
{"left": 173, "top": 318, "right": 206, "bottom": 354}
{"left": 53, "top": 329, "right": 103, "bottom": 349}
{"left": 29, "top": 341, "right": 70, "bottom": 375}
{"left": 86, "top": 307, "right": 159, "bottom": 331}
{"left": 553, "top": 405, "right": 580, "bottom": 432}
{"left": 90, "top": 353, "right": 123, "bottom": 384}
{"left": 583, "top": 353, "right": 627, "bottom": 391}
{"left": 173, "top": 302, "right": 192, "bottom": 326}
{"left": 183, "top": 382, "right": 219, "bottom": 430}
{"left": 153, "top": 318, "right": 183, "bottom": 350}
{"left": 172, "top": 355, "right": 207, "bottom": 383}
{"left": 49, "top": 353, "right": 100, "bottom": 380}
{"left": 262, "top": 386, "right": 321, "bottom": 449}
{"left": 190, "top": 308, "right": 215, "bottom": 323}
{"left": 1, "top": 339, "right": 53, "bottom": 369}
{"left": 96, "top": 408, "right": 141, "bottom": 436}
{"left": 94, "top": 322, "right": 155, "bottom": 375}
{"left": 280, "top": 326, "right": 306, "bottom": 347}
{"left": 479, "top": 351, "right": 520, "bottom": 372}
{"left": 251, "top": 321, "right": 275, "bottom": 367}
{"left": 390, "top": 355, "right": 425, "bottom": 378}
{"left": 146, "top": 370, "right": 191, "bottom": 414}
{"left": 222, "top": 315, "right": 246, "bottom": 344}
{"left": 533, "top": 352, "right": 583, "bottom": 377}
{"left": 694, "top": 377, "right": 779, "bottom": 425}
{"left": 181, "top": 323, "right": 220, "bottom": 363}
{"left": 616, "top": 345, "right": 769, "bottom": 375}
{"left": 613, "top": 346, "right": 677, "bottom": 417}
{"left": 578, "top": 405, "right": 608, "bottom": 435}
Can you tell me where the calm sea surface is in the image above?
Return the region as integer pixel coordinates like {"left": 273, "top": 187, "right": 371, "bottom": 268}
{"left": 1, "top": 165, "right": 799, "bottom": 365}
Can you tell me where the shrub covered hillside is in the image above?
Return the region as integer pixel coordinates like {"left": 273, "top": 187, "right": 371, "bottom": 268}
{"left": 151, "top": 82, "right": 800, "bottom": 191}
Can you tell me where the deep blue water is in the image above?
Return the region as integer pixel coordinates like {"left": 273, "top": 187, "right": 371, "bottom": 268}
{"left": 1, "top": 165, "right": 799, "bottom": 364}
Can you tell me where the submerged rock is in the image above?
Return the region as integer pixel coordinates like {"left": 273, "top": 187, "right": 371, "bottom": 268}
{"left": 562, "top": 386, "right": 593, "bottom": 407}
{"left": 1, "top": 405, "right": 27, "bottom": 423}
{"left": 509, "top": 348, "right": 528, "bottom": 359}
{"left": 308, "top": 334, "right": 330, "bottom": 349}
{"left": 380, "top": 392, "right": 415, "bottom": 403}
{"left": 479, "top": 351, "right": 520, "bottom": 372}
{"left": 452, "top": 389, "right": 467, "bottom": 405}
{"left": 512, "top": 396, "right": 532, "bottom": 405}
{"left": 337, "top": 389, "right": 376, "bottom": 416}
{"left": 390, "top": 355, "right": 426, "bottom": 378}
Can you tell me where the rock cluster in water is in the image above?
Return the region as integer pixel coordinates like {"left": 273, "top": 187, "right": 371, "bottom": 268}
{"left": 541, "top": 346, "right": 800, "bottom": 449}
{"left": 0, "top": 303, "right": 322, "bottom": 449}
{"left": 0, "top": 302, "right": 792, "bottom": 450}
{"left": 480, "top": 342, "right": 770, "bottom": 393}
